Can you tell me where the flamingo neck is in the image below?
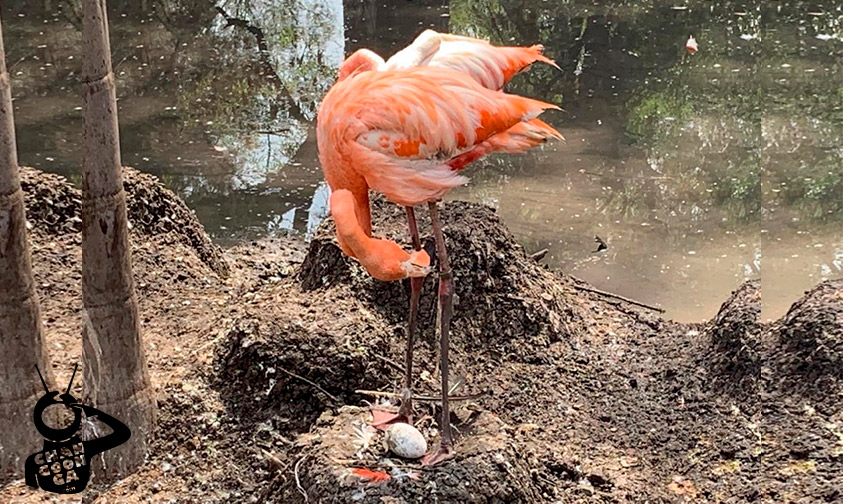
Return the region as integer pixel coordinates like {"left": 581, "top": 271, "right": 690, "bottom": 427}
{"left": 349, "top": 186, "right": 372, "bottom": 237}
{"left": 330, "top": 190, "right": 373, "bottom": 258}
{"left": 329, "top": 189, "right": 428, "bottom": 282}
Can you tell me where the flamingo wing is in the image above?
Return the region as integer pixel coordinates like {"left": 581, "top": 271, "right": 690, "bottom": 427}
{"left": 384, "top": 30, "right": 559, "bottom": 90}
{"left": 447, "top": 118, "right": 565, "bottom": 171}
{"left": 319, "top": 66, "right": 558, "bottom": 206}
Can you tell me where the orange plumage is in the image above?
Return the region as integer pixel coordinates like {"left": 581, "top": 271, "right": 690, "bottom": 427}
{"left": 318, "top": 30, "right": 562, "bottom": 280}
{"left": 349, "top": 467, "right": 391, "bottom": 482}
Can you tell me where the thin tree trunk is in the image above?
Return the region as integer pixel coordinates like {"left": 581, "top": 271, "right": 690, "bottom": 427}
{"left": 81, "top": 0, "right": 155, "bottom": 481}
{"left": 0, "top": 12, "right": 55, "bottom": 483}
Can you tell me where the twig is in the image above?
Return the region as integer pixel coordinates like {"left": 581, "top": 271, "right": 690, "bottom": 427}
{"left": 294, "top": 455, "right": 308, "bottom": 502}
{"left": 260, "top": 448, "right": 286, "bottom": 473}
{"left": 278, "top": 367, "right": 340, "bottom": 403}
{"left": 530, "top": 248, "right": 549, "bottom": 262}
{"left": 573, "top": 285, "right": 665, "bottom": 313}
{"left": 372, "top": 353, "right": 404, "bottom": 374}
{"left": 355, "top": 389, "right": 488, "bottom": 402}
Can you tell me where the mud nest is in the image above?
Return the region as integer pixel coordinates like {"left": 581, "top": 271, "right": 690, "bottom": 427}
{"left": 300, "top": 196, "right": 584, "bottom": 361}
{"left": 214, "top": 298, "right": 394, "bottom": 433}
{"left": 766, "top": 280, "right": 843, "bottom": 403}
{"left": 262, "top": 407, "right": 544, "bottom": 504}
{"left": 20, "top": 166, "right": 228, "bottom": 276}
{"left": 210, "top": 197, "right": 660, "bottom": 502}
{"left": 705, "top": 280, "right": 761, "bottom": 400}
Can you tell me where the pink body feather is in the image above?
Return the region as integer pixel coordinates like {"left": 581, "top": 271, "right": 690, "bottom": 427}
{"left": 317, "top": 30, "right": 563, "bottom": 279}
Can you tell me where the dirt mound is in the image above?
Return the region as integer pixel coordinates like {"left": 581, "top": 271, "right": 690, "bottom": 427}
{"left": 766, "top": 280, "right": 843, "bottom": 403}
{"left": 214, "top": 294, "right": 395, "bottom": 433}
{"left": 123, "top": 169, "right": 229, "bottom": 277}
{"left": 6, "top": 173, "right": 842, "bottom": 502}
{"left": 20, "top": 166, "right": 228, "bottom": 276}
{"left": 19, "top": 167, "right": 83, "bottom": 235}
{"left": 300, "top": 197, "right": 590, "bottom": 360}
{"left": 209, "top": 198, "right": 692, "bottom": 503}
{"left": 705, "top": 280, "right": 761, "bottom": 401}
{"left": 264, "top": 407, "right": 543, "bottom": 503}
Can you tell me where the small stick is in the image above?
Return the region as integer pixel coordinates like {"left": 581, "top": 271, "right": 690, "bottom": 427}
{"left": 260, "top": 448, "right": 286, "bottom": 473}
{"left": 278, "top": 367, "right": 340, "bottom": 403}
{"left": 294, "top": 455, "right": 308, "bottom": 502}
{"left": 372, "top": 353, "right": 404, "bottom": 374}
{"left": 573, "top": 285, "right": 665, "bottom": 313}
{"left": 355, "top": 389, "right": 488, "bottom": 402}
{"left": 530, "top": 248, "right": 549, "bottom": 262}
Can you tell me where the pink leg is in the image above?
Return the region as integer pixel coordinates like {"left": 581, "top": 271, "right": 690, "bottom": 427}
{"left": 400, "top": 206, "right": 423, "bottom": 420}
{"left": 422, "top": 200, "right": 454, "bottom": 465}
{"left": 370, "top": 206, "right": 423, "bottom": 428}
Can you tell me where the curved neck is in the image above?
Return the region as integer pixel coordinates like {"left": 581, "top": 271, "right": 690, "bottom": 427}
{"left": 330, "top": 189, "right": 373, "bottom": 259}
{"left": 330, "top": 189, "right": 416, "bottom": 282}
{"left": 350, "top": 186, "right": 372, "bottom": 237}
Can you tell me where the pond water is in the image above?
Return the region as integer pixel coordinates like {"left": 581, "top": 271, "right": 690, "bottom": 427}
{"left": 4, "top": 1, "right": 841, "bottom": 321}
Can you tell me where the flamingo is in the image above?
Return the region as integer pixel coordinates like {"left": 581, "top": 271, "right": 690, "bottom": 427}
{"left": 317, "top": 30, "right": 563, "bottom": 464}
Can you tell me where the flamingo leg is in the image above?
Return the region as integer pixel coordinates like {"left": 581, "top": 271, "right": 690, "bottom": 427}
{"left": 370, "top": 207, "right": 422, "bottom": 429}
{"left": 399, "top": 206, "right": 423, "bottom": 420}
{"left": 423, "top": 200, "right": 455, "bottom": 465}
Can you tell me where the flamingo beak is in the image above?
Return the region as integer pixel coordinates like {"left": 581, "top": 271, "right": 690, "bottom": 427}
{"left": 403, "top": 260, "right": 431, "bottom": 278}
{"left": 403, "top": 249, "right": 431, "bottom": 278}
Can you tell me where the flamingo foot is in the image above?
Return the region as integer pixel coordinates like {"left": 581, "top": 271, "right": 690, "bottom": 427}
{"left": 421, "top": 441, "right": 454, "bottom": 466}
{"left": 369, "top": 389, "right": 414, "bottom": 430}
{"left": 369, "top": 408, "right": 406, "bottom": 430}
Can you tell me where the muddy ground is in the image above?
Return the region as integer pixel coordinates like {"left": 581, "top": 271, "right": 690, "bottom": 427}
{"left": 1, "top": 167, "right": 840, "bottom": 503}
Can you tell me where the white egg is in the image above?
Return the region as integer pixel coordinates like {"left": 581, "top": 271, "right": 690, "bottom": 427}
{"left": 385, "top": 423, "right": 427, "bottom": 459}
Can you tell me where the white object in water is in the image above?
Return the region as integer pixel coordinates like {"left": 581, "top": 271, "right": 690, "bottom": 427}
{"left": 385, "top": 423, "right": 427, "bottom": 459}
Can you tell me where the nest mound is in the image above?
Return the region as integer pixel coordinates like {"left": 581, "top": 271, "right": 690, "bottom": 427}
{"left": 704, "top": 280, "right": 761, "bottom": 400}
{"left": 265, "top": 407, "right": 542, "bottom": 503}
{"left": 766, "top": 280, "right": 843, "bottom": 403}
{"left": 300, "top": 197, "right": 587, "bottom": 360}
{"left": 20, "top": 166, "right": 228, "bottom": 276}
{"left": 122, "top": 169, "right": 229, "bottom": 276}
{"left": 20, "top": 167, "right": 82, "bottom": 235}
{"left": 214, "top": 293, "right": 395, "bottom": 433}
{"left": 210, "top": 198, "right": 671, "bottom": 502}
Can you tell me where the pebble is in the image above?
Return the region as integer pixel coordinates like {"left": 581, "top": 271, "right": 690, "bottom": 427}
{"left": 385, "top": 423, "right": 427, "bottom": 459}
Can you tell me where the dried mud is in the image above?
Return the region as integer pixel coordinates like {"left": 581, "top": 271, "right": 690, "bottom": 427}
{"left": 1, "top": 167, "right": 840, "bottom": 503}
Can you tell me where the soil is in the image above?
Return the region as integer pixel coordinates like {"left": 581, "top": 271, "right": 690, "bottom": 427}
{"left": 1, "top": 167, "right": 840, "bottom": 503}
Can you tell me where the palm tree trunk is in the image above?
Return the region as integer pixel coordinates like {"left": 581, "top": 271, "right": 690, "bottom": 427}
{"left": 0, "top": 12, "right": 55, "bottom": 483}
{"left": 81, "top": 0, "right": 156, "bottom": 480}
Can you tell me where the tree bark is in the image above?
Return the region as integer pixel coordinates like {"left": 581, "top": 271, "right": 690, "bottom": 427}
{"left": 0, "top": 12, "right": 55, "bottom": 483}
{"left": 81, "top": 0, "right": 156, "bottom": 481}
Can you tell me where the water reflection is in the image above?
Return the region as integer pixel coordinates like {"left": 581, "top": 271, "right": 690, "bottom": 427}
{"left": 5, "top": 0, "right": 841, "bottom": 321}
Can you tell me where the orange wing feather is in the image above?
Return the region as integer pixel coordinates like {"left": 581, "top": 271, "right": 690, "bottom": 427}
{"left": 384, "top": 30, "right": 560, "bottom": 91}
{"left": 319, "top": 66, "right": 558, "bottom": 206}
{"left": 318, "top": 32, "right": 564, "bottom": 282}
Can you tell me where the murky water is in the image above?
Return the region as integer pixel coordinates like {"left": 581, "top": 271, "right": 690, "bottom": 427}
{"left": 5, "top": 1, "right": 841, "bottom": 321}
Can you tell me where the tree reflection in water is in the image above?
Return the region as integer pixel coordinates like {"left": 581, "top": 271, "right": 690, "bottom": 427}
{"left": 4, "top": 0, "right": 841, "bottom": 320}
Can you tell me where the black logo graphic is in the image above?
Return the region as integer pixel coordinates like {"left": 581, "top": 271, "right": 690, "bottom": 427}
{"left": 24, "top": 364, "right": 131, "bottom": 494}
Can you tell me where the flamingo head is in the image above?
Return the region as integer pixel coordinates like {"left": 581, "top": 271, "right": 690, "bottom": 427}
{"left": 402, "top": 249, "right": 431, "bottom": 278}
{"left": 338, "top": 49, "right": 385, "bottom": 81}
{"left": 359, "top": 239, "right": 431, "bottom": 282}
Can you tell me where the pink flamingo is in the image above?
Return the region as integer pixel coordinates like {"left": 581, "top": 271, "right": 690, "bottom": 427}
{"left": 317, "top": 30, "right": 562, "bottom": 464}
